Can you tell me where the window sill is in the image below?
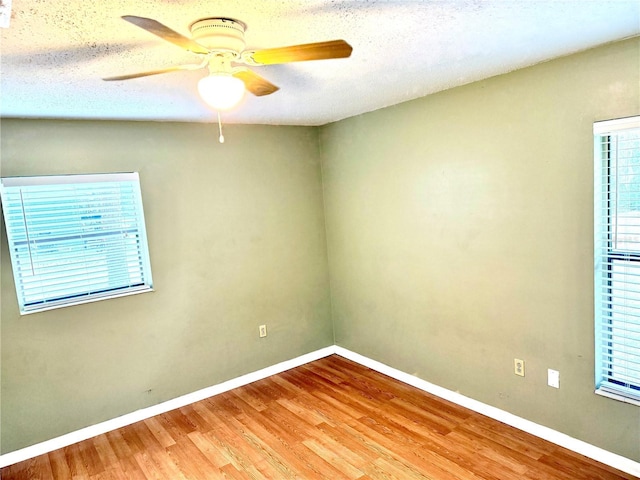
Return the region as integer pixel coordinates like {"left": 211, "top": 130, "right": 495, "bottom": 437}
{"left": 20, "top": 287, "right": 155, "bottom": 315}
{"left": 595, "top": 388, "right": 640, "bottom": 407}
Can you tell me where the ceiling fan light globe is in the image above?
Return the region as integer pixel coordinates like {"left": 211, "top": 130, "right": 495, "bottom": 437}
{"left": 198, "top": 74, "right": 245, "bottom": 111}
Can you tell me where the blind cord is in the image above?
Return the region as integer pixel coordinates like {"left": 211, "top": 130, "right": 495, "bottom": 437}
{"left": 19, "top": 189, "right": 36, "bottom": 275}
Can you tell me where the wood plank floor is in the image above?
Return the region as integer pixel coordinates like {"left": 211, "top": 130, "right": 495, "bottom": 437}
{"left": 2, "top": 355, "right": 636, "bottom": 479}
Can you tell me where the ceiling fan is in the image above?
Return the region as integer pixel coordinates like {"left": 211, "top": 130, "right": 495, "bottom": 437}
{"left": 104, "top": 16, "right": 353, "bottom": 111}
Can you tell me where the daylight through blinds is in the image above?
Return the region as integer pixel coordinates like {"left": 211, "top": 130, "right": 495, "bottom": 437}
{"left": 0, "top": 173, "right": 153, "bottom": 314}
{"left": 594, "top": 116, "right": 640, "bottom": 403}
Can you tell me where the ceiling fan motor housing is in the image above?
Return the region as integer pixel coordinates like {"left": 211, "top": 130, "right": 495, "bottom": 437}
{"left": 190, "top": 18, "right": 246, "bottom": 54}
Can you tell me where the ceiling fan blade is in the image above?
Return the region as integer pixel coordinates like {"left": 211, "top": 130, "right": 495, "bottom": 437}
{"left": 103, "top": 65, "right": 198, "bottom": 81}
{"left": 247, "top": 39, "right": 353, "bottom": 65}
{"left": 233, "top": 69, "right": 279, "bottom": 96}
{"left": 121, "top": 15, "right": 209, "bottom": 54}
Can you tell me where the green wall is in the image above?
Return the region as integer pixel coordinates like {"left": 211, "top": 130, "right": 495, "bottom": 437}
{"left": 0, "top": 120, "right": 333, "bottom": 453}
{"left": 320, "top": 37, "right": 640, "bottom": 461}
{"left": 2, "top": 37, "right": 640, "bottom": 463}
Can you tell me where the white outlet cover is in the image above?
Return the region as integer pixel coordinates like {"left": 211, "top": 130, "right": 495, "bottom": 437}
{"left": 514, "top": 359, "right": 525, "bottom": 377}
{"left": 548, "top": 369, "right": 560, "bottom": 388}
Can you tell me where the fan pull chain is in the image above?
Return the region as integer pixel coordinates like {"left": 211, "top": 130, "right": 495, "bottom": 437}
{"left": 217, "top": 111, "right": 225, "bottom": 144}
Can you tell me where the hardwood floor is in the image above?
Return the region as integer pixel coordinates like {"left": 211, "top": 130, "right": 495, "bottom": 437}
{"left": 2, "top": 355, "right": 636, "bottom": 479}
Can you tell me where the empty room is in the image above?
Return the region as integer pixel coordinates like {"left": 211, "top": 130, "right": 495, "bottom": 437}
{"left": 1, "top": 1, "right": 639, "bottom": 478}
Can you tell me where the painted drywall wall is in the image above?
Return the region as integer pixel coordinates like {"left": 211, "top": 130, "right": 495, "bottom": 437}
{"left": 0, "top": 120, "right": 332, "bottom": 453}
{"left": 320, "top": 37, "right": 640, "bottom": 461}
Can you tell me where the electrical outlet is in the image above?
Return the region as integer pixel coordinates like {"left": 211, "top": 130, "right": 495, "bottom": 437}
{"left": 259, "top": 324, "right": 267, "bottom": 338}
{"left": 514, "top": 358, "right": 525, "bottom": 377}
{"left": 548, "top": 369, "right": 560, "bottom": 388}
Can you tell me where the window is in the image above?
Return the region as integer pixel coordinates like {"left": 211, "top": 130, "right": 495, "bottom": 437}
{"left": 594, "top": 116, "right": 640, "bottom": 405}
{"left": 0, "top": 173, "right": 153, "bottom": 314}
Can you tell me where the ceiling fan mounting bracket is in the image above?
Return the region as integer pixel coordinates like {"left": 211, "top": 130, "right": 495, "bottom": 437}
{"left": 190, "top": 17, "right": 246, "bottom": 54}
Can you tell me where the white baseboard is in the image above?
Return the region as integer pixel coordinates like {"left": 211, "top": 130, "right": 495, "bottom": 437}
{"left": 2, "top": 344, "right": 639, "bottom": 478}
{"left": 0, "top": 346, "right": 335, "bottom": 469}
{"left": 333, "top": 346, "right": 640, "bottom": 478}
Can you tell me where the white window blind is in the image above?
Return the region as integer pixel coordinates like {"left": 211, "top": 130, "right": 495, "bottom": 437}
{"left": 594, "top": 116, "right": 640, "bottom": 405}
{"left": 0, "top": 173, "right": 153, "bottom": 314}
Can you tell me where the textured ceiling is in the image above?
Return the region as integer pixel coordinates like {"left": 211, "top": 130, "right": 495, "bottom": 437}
{"left": 1, "top": 0, "right": 638, "bottom": 126}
